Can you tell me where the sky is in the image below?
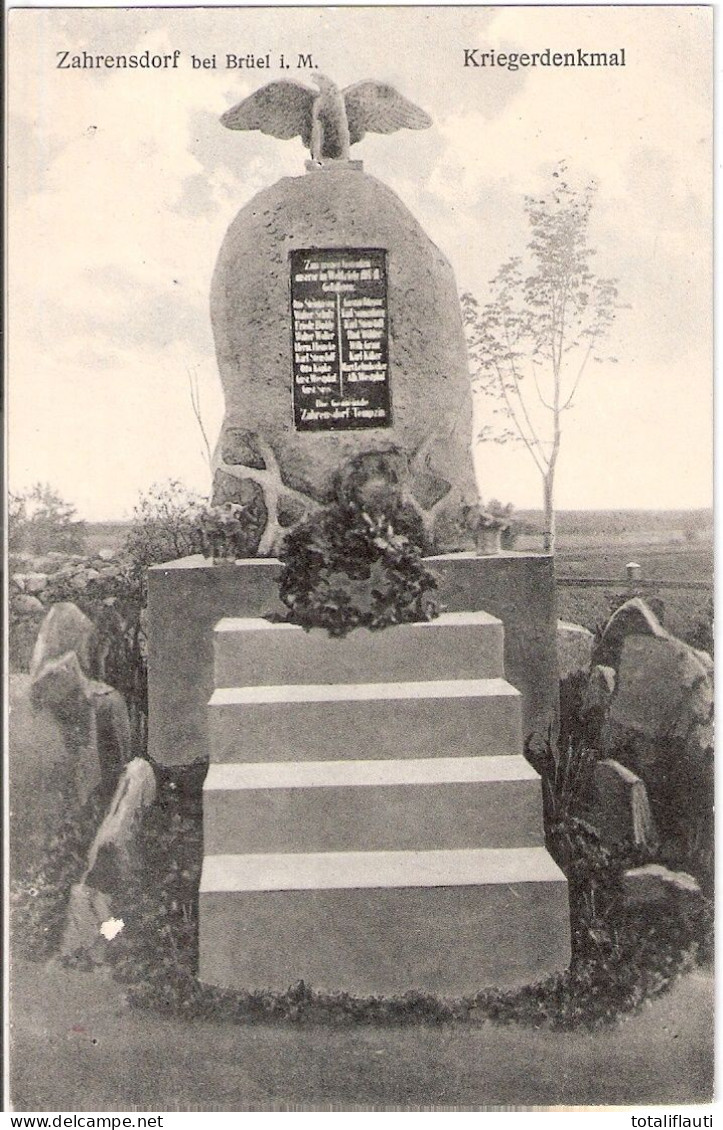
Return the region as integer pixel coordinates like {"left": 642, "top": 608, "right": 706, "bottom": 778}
{"left": 7, "top": 5, "right": 713, "bottom": 520}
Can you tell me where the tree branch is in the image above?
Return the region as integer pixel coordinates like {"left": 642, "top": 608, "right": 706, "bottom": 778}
{"left": 188, "top": 368, "right": 212, "bottom": 469}
{"left": 503, "top": 322, "right": 547, "bottom": 459}
{"left": 495, "top": 359, "right": 547, "bottom": 475}
{"left": 561, "top": 333, "right": 595, "bottom": 411}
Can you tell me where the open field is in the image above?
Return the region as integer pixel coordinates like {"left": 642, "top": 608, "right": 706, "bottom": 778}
{"left": 514, "top": 511, "right": 713, "bottom": 644}
{"left": 85, "top": 509, "right": 714, "bottom": 557}
{"left": 517, "top": 507, "right": 713, "bottom": 546}
{"left": 554, "top": 541, "right": 712, "bottom": 644}
{"left": 555, "top": 542, "right": 712, "bottom": 642}
{"left": 83, "top": 521, "right": 133, "bottom": 556}
{"left": 82, "top": 512, "right": 713, "bottom": 645}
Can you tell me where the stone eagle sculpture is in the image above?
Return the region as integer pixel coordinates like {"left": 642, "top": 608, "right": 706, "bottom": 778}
{"left": 221, "top": 74, "right": 432, "bottom": 161}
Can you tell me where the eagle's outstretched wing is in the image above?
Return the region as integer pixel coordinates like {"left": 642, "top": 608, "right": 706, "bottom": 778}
{"left": 343, "top": 82, "right": 432, "bottom": 146}
{"left": 221, "top": 81, "right": 315, "bottom": 148}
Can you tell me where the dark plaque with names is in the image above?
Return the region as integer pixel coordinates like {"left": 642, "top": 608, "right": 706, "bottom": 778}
{"left": 290, "top": 248, "right": 391, "bottom": 431}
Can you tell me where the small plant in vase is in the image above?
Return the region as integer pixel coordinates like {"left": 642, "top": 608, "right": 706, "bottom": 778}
{"left": 475, "top": 499, "right": 515, "bottom": 555}
{"left": 199, "top": 503, "right": 255, "bottom": 564}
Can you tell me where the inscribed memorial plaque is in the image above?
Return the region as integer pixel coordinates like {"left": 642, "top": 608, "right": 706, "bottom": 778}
{"left": 290, "top": 248, "right": 391, "bottom": 431}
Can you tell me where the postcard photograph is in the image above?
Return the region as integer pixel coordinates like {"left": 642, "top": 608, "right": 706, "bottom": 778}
{"left": 4, "top": 3, "right": 714, "bottom": 1113}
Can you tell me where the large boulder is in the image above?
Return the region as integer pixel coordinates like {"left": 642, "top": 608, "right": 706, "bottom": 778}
{"left": 582, "top": 664, "right": 616, "bottom": 738}
{"left": 29, "top": 651, "right": 131, "bottom": 799}
{"left": 557, "top": 620, "right": 594, "bottom": 681}
{"left": 91, "top": 682, "right": 132, "bottom": 791}
{"left": 596, "top": 596, "right": 668, "bottom": 669}
{"left": 13, "top": 594, "right": 44, "bottom": 615}
{"left": 23, "top": 572, "right": 49, "bottom": 595}
{"left": 590, "top": 758, "right": 659, "bottom": 850}
{"left": 623, "top": 864, "right": 701, "bottom": 928}
{"left": 86, "top": 757, "right": 156, "bottom": 878}
{"left": 8, "top": 673, "right": 83, "bottom": 872}
{"left": 60, "top": 884, "right": 114, "bottom": 964}
{"left": 60, "top": 758, "right": 157, "bottom": 962}
{"left": 210, "top": 164, "right": 476, "bottom": 553}
{"left": 30, "top": 602, "right": 100, "bottom": 680}
{"left": 601, "top": 632, "right": 713, "bottom": 855}
{"left": 28, "top": 653, "right": 104, "bottom": 806}
{"left": 31, "top": 650, "right": 93, "bottom": 716}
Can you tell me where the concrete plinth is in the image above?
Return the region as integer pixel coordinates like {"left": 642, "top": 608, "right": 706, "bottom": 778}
{"left": 148, "top": 554, "right": 569, "bottom": 992}
{"left": 194, "top": 608, "right": 570, "bottom": 992}
{"left": 148, "top": 556, "right": 281, "bottom": 768}
{"left": 427, "top": 553, "right": 559, "bottom": 744}
{"left": 147, "top": 552, "right": 558, "bottom": 767}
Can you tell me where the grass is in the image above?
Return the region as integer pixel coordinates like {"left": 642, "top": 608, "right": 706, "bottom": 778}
{"left": 10, "top": 954, "right": 714, "bottom": 1108}
{"left": 553, "top": 540, "right": 712, "bottom": 645}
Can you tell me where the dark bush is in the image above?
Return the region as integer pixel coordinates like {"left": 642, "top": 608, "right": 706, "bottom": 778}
{"left": 123, "top": 481, "right": 206, "bottom": 569}
{"left": 558, "top": 670, "right": 594, "bottom": 751}
{"left": 9, "top": 483, "right": 87, "bottom": 555}
{"left": 108, "top": 760, "right": 205, "bottom": 1009}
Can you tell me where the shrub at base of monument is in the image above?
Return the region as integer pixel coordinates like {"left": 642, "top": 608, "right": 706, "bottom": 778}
{"left": 475, "top": 527, "right": 503, "bottom": 556}
{"left": 198, "top": 502, "right": 266, "bottom": 564}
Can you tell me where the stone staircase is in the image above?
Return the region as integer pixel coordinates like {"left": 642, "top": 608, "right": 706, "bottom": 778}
{"left": 199, "top": 611, "right": 570, "bottom": 996}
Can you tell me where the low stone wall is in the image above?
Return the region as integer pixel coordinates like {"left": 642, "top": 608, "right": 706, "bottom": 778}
{"left": 147, "top": 552, "right": 558, "bottom": 767}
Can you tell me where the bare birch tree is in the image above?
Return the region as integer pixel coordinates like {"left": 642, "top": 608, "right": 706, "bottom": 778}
{"left": 462, "top": 162, "right": 620, "bottom": 551}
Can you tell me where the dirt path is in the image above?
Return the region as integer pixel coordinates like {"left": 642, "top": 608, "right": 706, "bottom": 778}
{"left": 9, "top": 957, "right": 713, "bottom": 1111}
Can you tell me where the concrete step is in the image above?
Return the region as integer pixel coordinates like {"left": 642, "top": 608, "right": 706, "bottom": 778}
{"left": 214, "top": 612, "right": 506, "bottom": 688}
{"left": 198, "top": 846, "right": 570, "bottom": 995}
{"left": 203, "top": 755, "right": 545, "bottom": 854}
{"left": 209, "top": 677, "right": 523, "bottom": 763}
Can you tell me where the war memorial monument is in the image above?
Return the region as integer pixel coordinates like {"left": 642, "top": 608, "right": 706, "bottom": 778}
{"left": 147, "top": 76, "right": 571, "bottom": 995}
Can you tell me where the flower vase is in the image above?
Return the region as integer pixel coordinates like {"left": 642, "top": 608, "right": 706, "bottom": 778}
{"left": 476, "top": 526, "right": 503, "bottom": 556}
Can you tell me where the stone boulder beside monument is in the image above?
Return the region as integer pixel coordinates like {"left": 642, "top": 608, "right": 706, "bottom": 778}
{"left": 579, "top": 598, "right": 713, "bottom": 863}
{"left": 590, "top": 758, "right": 659, "bottom": 851}
{"left": 557, "top": 620, "right": 595, "bottom": 682}
{"left": 600, "top": 630, "right": 713, "bottom": 859}
{"left": 60, "top": 757, "right": 157, "bottom": 963}
{"left": 9, "top": 602, "right": 134, "bottom": 875}
{"left": 9, "top": 672, "right": 79, "bottom": 871}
